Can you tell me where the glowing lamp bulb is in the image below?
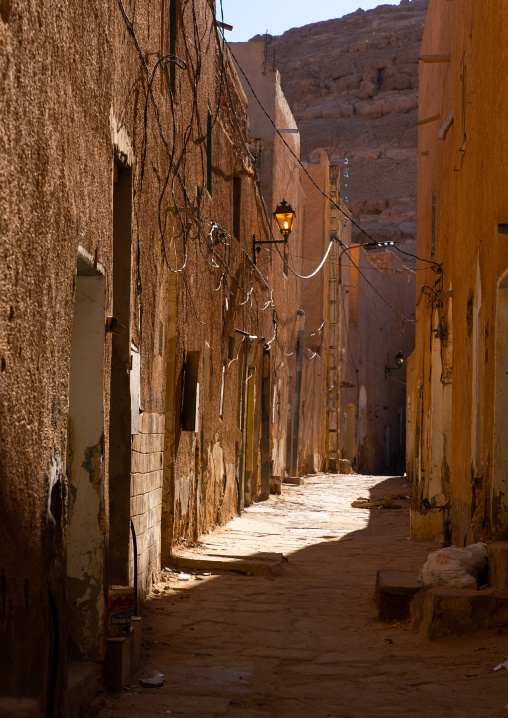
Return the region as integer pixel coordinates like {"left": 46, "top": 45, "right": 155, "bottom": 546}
{"left": 273, "top": 199, "right": 296, "bottom": 240}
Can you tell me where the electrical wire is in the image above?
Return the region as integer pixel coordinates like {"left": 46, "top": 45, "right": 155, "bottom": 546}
{"left": 339, "top": 240, "right": 415, "bottom": 324}
{"left": 221, "top": 29, "right": 441, "bottom": 275}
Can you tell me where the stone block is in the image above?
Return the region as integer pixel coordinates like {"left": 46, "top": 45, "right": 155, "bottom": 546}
{"left": 270, "top": 476, "right": 282, "bottom": 495}
{"left": 284, "top": 476, "right": 305, "bottom": 486}
{"left": 138, "top": 412, "right": 164, "bottom": 435}
{"left": 131, "top": 450, "right": 162, "bottom": 475}
{"left": 132, "top": 432, "right": 162, "bottom": 455}
{"left": 131, "top": 470, "right": 161, "bottom": 497}
{"left": 171, "top": 550, "right": 287, "bottom": 576}
{"left": 104, "top": 636, "right": 131, "bottom": 690}
{"left": 130, "top": 494, "right": 144, "bottom": 518}
{"left": 132, "top": 511, "right": 147, "bottom": 537}
{"left": 488, "top": 541, "right": 508, "bottom": 588}
{"left": 411, "top": 586, "right": 508, "bottom": 639}
{"left": 148, "top": 506, "right": 161, "bottom": 530}
{"left": 374, "top": 569, "right": 420, "bottom": 620}
{"left": 149, "top": 487, "right": 163, "bottom": 510}
{"left": 410, "top": 506, "right": 443, "bottom": 540}
{"left": 338, "top": 459, "right": 352, "bottom": 474}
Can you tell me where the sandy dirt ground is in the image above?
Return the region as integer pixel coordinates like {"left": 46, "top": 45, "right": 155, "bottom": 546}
{"left": 97, "top": 474, "right": 508, "bottom": 718}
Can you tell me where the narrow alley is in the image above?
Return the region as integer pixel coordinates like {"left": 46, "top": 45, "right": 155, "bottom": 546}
{"left": 5, "top": 1, "right": 508, "bottom": 715}
{"left": 99, "top": 475, "right": 507, "bottom": 718}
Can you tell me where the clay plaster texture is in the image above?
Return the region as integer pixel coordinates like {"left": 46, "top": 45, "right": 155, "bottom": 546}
{"left": 230, "top": 41, "right": 310, "bottom": 486}
{"left": 343, "top": 247, "right": 415, "bottom": 474}
{"left": 406, "top": 0, "right": 508, "bottom": 545}
{"left": 1, "top": 2, "right": 332, "bottom": 713}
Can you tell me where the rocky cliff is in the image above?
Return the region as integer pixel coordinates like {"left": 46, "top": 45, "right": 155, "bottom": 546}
{"left": 252, "top": 0, "right": 428, "bottom": 254}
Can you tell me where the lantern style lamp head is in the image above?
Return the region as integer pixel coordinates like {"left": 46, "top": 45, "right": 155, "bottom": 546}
{"left": 273, "top": 199, "right": 296, "bottom": 241}
{"left": 395, "top": 351, "right": 404, "bottom": 368}
{"left": 385, "top": 351, "right": 405, "bottom": 378}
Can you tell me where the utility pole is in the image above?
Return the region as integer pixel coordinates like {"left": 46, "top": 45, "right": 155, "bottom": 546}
{"left": 291, "top": 310, "right": 305, "bottom": 477}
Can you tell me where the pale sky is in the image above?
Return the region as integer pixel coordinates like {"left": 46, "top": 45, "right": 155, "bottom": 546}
{"left": 218, "top": 1, "right": 401, "bottom": 42}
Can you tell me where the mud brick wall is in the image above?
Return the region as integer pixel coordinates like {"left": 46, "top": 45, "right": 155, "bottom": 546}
{"left": 130, "top": 412, "right": 165, "bottom": 597}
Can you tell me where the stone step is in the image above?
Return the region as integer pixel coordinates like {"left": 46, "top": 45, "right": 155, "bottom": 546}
{"left": 284, "top": 476, "right": 305, "bottom": 486}
{"left": 374, "top": 569, "right": 421, "bottom": 620}
{"left": 411, "top": 586, "right": 508, "bottom": 639}
{"left": 170, "top": 550, "right": 287, "bottom": 576}
{"left": 488, "top": 541, "right": 508, "bottom": 588}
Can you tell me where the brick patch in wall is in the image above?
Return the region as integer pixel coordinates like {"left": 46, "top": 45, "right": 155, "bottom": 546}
{"left": 129, "top": 412, "right": 165, "bottom": 596}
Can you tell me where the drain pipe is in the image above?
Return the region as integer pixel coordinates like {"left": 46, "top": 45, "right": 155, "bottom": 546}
{"left": 236, "top": 330, "right": 250, "bottom": 515}
{"left": 291, "top": 310, "right": 305, "bottom": 477}
{"left": 130, "top": 519, "right": 138, "bottom": 615}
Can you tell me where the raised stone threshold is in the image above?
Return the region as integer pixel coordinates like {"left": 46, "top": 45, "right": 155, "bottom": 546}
{"left": 377, "top": 541, "right": 508, "bottom": 638}
{"left": 170, "top": 550, "right": 288, "bottom": 576}
{"left": 411, "top": 587, "right": 508, "bottom": 639}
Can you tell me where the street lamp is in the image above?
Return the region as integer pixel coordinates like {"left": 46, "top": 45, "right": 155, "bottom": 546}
{"left": 385, "top": 351, "right": 405, "bottom": 379}
{"left": 273, "top": 199, "right": 296, "bottom": 240}
{"left": 253, "top": 199, "right": 296, "bottom": 263}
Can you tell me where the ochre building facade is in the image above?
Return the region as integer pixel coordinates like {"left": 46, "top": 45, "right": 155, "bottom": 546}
{"left": 407, "top": 0, "right": 508, "bottom": 544}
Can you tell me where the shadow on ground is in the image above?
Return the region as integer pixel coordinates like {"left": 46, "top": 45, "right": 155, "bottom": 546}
{"left": 98, "top": 475, "right": 508, "bottom": 718}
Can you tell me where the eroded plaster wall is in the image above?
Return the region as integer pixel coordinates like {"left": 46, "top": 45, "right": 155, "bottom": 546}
{"left": 344, "top": 248, "right": 416, "bottom": 474}
{"left": 409, "top": 0, "right": 508, "bottom": 544}
{"left": 0, "top": 0, "right": 177, "bottom": 706}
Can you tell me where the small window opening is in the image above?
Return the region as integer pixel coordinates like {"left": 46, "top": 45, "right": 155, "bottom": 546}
{"left": 180, "top": 350, "right": 200, "bottom": 431}
{"left": 460, "top": 51, "right": 467, "bottom": 146}
{"left": 169, "top": 0, "right": 178, "bottom": 95}
{"left": 431, "top": 189, "right": 436, "bottom": 258}
{"left": 233, "top": 176, "right": 241, "bottom": 241}
{"left": 219, "top": 363, "right": 226, "bottom": 420}
{"left": 206, "top": 108, "right": 213, "bottom": 195}
{"left": 158, "top": 321, "right": 164, "bottom": 357}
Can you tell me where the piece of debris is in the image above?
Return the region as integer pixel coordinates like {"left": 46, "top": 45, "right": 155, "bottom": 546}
{"left": 493, "top": 658, "right": 508, "bottom": 672}
{"left": 382, "top": 638, "right": 394, "bottom": 644}
{"left": 418, "top": 542, "right": 488, "bottom": 589}
{"left": 475, "top": 647, "right": 486, "bottom": 651}
{"left": 139, "top": 673, "right": 165, "bottom": 688}
{"left": 351, "top": 499, "right": 401, "bottom": 509}
{"left": 178, "top": 573, "right": 191, "bottom": 581}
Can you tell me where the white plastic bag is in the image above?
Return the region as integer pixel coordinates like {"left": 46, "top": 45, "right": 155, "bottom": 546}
{"left": 418, "top": 542, "right": 488, "bottom": 589}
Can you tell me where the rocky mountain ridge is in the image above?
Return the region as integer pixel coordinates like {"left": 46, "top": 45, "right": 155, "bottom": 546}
{"left": 252, "top": 0, "right": 429, "bottom": 254}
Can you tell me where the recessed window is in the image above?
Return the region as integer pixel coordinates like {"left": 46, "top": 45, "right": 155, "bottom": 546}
{"left": 169, "top": 0, "right": 178, "bottom": 95}
{"left": 219, "top": 363, "right": 226, "bottom": 420}
{"left": 206, "top": 108, "right": 212, "bottom": 195}
{"left": 181, "top": 351, "right": 200, "bottom": 432}
{"left": 431, "top": 189, "right": 436, "bottom": 257}
{"left": 158, "top": 321, "right": 164, "bottom": 357}
{"left": 233, "top": 176, "right": 241, "bottom": 241}
{"left": 460, "top": 51, "right": 467, "bottom": 146}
